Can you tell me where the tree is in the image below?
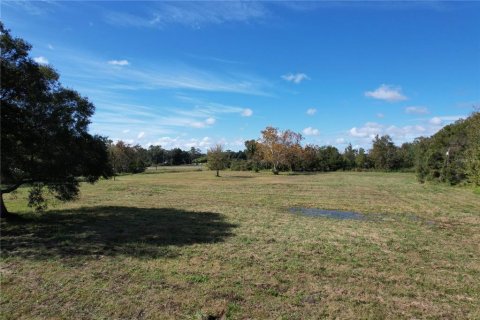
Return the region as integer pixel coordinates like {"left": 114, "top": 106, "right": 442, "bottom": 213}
{"left": 148, "top": 145, "right": 164, "bottom": 169}
{"left": 258, "top": 126, "right": 303, "bottom": 174}
{"left": 355, "top": 148, "right": 369, "bottom": 170}
{"left": 317, "top": 146, "right": 343, "bottom": 171}
{"left": 0, "top": 23, "right": 112, "bottom": 217}
{"left": 343, "top": 143, "right": 357, "bottom": 170}
{"left": 207, "top": 144, "right": 227, "bottom": 177}
{"left": 244, "top": 139, "right": 262, "bottom": 171}
{"left": 369, "top": 135, "right": 400, "bottom": 171}
{"left": 108, "top": 141, "right": 148, "bottom": 176}
{"left": 465, "top": 112, "right": 480, "bottom": 186}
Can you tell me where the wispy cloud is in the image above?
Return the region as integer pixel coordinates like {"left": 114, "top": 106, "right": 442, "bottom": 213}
{"left": 306, "top": 108, "right": 317, "bottom": 115}
{"left": 105, "top": 2, "right": 268, "bottom": 29}
{"left": 365, "top": 84, "right": 407, "bottom": 102}
{"left": 405, "top": 106, "right": 429, "bottom": 114}
{"left": 137, "top": 131, "right": 145, "bottom": 139}
{"left": 241, "top": 108, "right": 253, "bottom": 117}
{"left": 303, "top": 127, "right": 320, "bottom": 136}
{"left": 33, "top": 56, "right": 49, "bottom": 65}
{"left": 108, "top": 59, "right": 130, "bottom": 66}
{"left": 54, "top": 48, "right": 271, "bottom": 96}
{"left": 281, "top": 73, "right": 310, "bottom": 84}
{"left": 429, "top": 115, "right": 464, "bottom": 125}
{"left": 2, "top": 0, "right": 59, "bottom": 16}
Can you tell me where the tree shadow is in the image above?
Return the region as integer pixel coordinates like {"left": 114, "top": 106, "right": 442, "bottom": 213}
{"left": 1, "top": 206, "right": 237, "bottom": 260}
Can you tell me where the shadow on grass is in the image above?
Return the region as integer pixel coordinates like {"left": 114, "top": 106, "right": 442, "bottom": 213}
{"left": 1, "top": 206, "right": 237, "bottom": 260}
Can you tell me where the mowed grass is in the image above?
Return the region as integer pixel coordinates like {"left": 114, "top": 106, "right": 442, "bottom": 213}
{"left": 1, "top": 168, "right": 479, "bottom": 319}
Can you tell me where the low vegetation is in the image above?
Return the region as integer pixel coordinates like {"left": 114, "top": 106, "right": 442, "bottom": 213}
{"left": 2, "top": 169, "right": 479, "bottom": 319}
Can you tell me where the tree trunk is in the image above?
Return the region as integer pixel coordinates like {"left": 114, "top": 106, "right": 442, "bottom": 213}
{"left": 272, "top": 163, "right": 279, "bottom": 175}
{"left": 216, "top": 169, "right": 220, "bottom": 177}
{"left": 0, "top": 192, "right": 10, "bottom": 219}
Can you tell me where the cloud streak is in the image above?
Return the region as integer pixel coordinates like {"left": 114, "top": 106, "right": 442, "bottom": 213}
{"left": 105, "top": 2, "right": 268, "bottom": 29}
{"left": 281, "top": 73, "right": 310, "bottom": 84}
{"left": 405, "top": 106, "right": 429, "bottom": 114}
{"left": 108, "top": 59, "right": 130, "bottom": 66}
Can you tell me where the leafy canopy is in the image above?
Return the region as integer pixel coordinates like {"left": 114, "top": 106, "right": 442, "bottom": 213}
{"left": 0, "top": 22, "right": 112, "bottom": 212}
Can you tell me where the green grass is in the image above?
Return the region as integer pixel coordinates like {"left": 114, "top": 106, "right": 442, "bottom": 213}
{"left": 1, "top": 169, "right": 479, "bottom": 319}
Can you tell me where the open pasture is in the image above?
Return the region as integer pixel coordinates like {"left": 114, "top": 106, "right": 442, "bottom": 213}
{"left": 1, "top": 169, "right": 479, "bottom": 319}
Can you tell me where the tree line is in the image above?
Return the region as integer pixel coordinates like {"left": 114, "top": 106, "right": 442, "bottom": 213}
{"left": 207, "top": 113, "right": 480, "bottom": 187}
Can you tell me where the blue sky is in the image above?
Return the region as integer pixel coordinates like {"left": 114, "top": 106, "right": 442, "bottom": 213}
{"left": 2, "top": 1, "right": 479, "bottom": 151}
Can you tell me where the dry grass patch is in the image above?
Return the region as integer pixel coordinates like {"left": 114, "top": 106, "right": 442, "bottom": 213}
{"left": 1, "top": 169, "right": 479, "bottom": 319}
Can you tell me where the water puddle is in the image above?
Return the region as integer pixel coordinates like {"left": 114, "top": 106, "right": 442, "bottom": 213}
{"left": 289, "top": 207, "right": 435, "bottom": 225}
{"left": 289, "top": 207, "right": 365, "bottom": 220}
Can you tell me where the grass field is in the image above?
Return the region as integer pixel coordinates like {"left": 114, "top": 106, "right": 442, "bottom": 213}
{"left": 1, "top": 168, "right": 479, "bottom": 319}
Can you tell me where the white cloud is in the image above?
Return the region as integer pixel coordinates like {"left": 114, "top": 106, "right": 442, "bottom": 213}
{"left": 122, "top": 129, "right": 130, "bottom": 133}
{"left": 429, "top": 117, "right": 442, "bottom": 125}
{"left": 377, "top": 113, "right": 385, "bottom": 118}
{"left": 336, "top": 137, "right": 346, "bottom": 144}
{"left": 147, "top": 136, "right": 216, "bottom": 150}
{"left": 429, "top": 115, "right": 464, "bottom": 125}
{"left": 189, "top": 117, "right": 216, "bottom": 128}
{"left": 282, "top": 73, "right": 310, "bottom": 84}
{"left": 33, "top": 56, "right": 49, "bottom": 65}
{"left": 349, "top": 122, "right": 429, "bottom": 141}
{"left": 205, "top": 117, "right": 216, "bottom": 125}
{"left": 47, "top": 44, "right": 54, "bottom": 50}
{"left": 241, "top": 108, "right": 253, "bottom": 117}
{"left": 306, "top": 108, "right": 317, "bottom": 115}
{"left": 137, "top": 131, "right": 145, "bottom": 139}
{"left": 302, "top": 127, "right": 320, "bottom": 136}
{"left": 108, "top": 59, "right": 130, "bottom": 66}
{"left": 365, "top": 84, "right": 407, "bottom": 102}
{"left": 349, "top": 122, "right": 383, "bottom": 138}
{"left": 405, "top": 106, "right": 429, "bottom": 114}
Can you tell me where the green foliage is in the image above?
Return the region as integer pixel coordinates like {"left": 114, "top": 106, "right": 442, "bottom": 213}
{"left": 370, "top": 135, "right": 401, "bottom": 171}
{"left": 0, "top": 22, "right": 112, "bottom": 213}
{"left": 207, "top": 144, "right": 228, "bottom": 177}
{"left": 414, "top": 112, "right": 479, "bottom": 186}
{"left": 108, "top": 141, "right": 148, "bottom": 175}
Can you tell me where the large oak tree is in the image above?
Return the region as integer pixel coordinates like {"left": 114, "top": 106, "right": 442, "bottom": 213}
{"left": 0, "top": 23, "right": 112, "bottom": 217}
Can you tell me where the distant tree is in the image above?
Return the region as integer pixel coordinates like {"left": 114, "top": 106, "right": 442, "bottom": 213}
{"left": 343, "top": 144, "right": 357, "bottom": 170}
{"left": 207, "top": 144, "right": 227, "bottom": 177}
{"left": 189, "top": 147, "right": 202, "bottom": 163}
{"left": 107, "top": 141, "right": 148, "bottom": 176}
{"left": 244, "top": 139, "right": 262, "bottom": 171}
{"left": 0, "top": 23, "right": 112, "bottom": 217}
{"left": 258, "top": 126, "right": 303, "bottom": 174}
{"left": 259, "top": 127, "right": 283, "bottom": 174}
{"left": 317, "top": 146, "right": 343, "bottom": 171}
{"left": 283, "top": 131, "right": 303, "bottom": 171}
{"left": 171, "top": 148, "right": 184, "bottom": 165}
{"left": 370, "top": 135, "right": 400, "bottom": 170}
{"left": 398, "top": 142, "right": 416, "bottom": 169}
{"left": 148, "top": 145, "right": 164, "bottom": 169}
{"left": 302, "top": 145, "right": 318, "bottom": 171}
{"left": 355, "top": 148, "right": 370, "bottom": 170}
{"left": 244, "top": 140, "right": 259, "bottom": 160}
